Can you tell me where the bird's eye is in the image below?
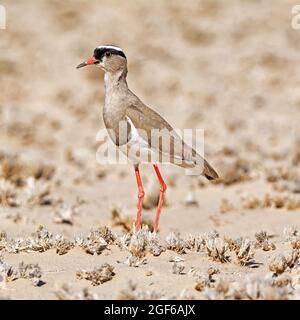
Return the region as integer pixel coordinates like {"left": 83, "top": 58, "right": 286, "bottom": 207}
{"left": 105, "top": 51, "right": 112, "bottom": 58}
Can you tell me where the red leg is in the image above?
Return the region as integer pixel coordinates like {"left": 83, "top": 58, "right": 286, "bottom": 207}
{"left": 134, "top": 165, "right": 144, "bottom": 231}
{"left": 153, "top": 164, "right": 167, "bottom": 232}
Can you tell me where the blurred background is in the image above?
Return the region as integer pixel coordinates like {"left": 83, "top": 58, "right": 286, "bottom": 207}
{"left": 1, "top": 0, "right": 300, "bottom": 235}
{"left": 2, "top": 0, "right": 300, "bottom": 300}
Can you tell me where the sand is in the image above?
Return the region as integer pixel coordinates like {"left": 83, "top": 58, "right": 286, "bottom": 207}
{"left": 1, "top": 0, "right": 300, "bottom": 300}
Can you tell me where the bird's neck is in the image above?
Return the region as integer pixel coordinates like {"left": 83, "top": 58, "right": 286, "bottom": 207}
{"left": 104, "top": 69, "right": 128, "bottom": 97}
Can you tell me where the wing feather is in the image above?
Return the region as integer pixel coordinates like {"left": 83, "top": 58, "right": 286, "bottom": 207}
{"left": 125, "top": 103, "right": 219, "bottom": 179}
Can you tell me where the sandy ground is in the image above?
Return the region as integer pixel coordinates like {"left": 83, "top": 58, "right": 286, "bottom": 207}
{"left": 1, "top": 0, "right": 300, "bottom": 300}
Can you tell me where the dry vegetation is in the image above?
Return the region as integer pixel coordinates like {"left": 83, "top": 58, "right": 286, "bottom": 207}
{"left": 1, "top": 0, "right": 300, "bottom": 299}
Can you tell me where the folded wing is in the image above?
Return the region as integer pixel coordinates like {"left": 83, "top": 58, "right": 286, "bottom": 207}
{"left": 125, "top": 103, "right": 219, "bottom": 180}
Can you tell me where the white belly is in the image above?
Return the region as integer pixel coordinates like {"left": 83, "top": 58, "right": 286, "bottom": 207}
{"left": 118, "top": 116, "right": 157, "bottom": 165}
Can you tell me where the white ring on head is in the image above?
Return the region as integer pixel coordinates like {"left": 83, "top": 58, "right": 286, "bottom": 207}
{"left": 97, "top": 45, "right": 124, "bottom": 53}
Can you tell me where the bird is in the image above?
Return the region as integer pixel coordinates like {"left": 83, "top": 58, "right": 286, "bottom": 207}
{"left": 77, "top": 45, "right": 219, "bottom": 232}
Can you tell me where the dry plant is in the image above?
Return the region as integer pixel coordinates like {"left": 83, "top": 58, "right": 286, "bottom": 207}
{"left": 0, "top": 158, "right": 23, "bottom": 184}
{"left": 53, "top": 204, "right": 78, "bottom": 225}
{"left": 169, "top": 256, "right": 185, "bottom": 263}
{"left": 0, "top": 158, "right": 54, "bottom": 185}
{"left": 54, "top": 235, "right": 74, "bottom": 255}
{"left": 54, "top": 283, "right": 98, "bottom": 300}
{"left": 4, "top": 225, "right": 53, "bottom": 253}
{"left": 206, "top": 276, "right": 292, "bottom": 300}
{"left": 145, "top": 269, "right": 153, "bottom": 276}
{"left": 184, "top": 234, "right": 205, "bottom": 252}
{"left": 214, "top": 158, "right": 253, "bottom": 186}
{"left": 116, "top": 227, "right": 165, "bottom": 267}
{"left": 268, "top": 251, "right": 299, "bottom": 275}
{"left": 76, "top": 263, "right": 115, "bottom": 286}
{"left": 147, "top": 231, "right": 166, "bottom": 256}
{"left": 123, "top": 255, "right": 147, "bottom": 267}
{"left": 117, "top": 281, "right": 167, "bottom": 300}
{"left": 17, "top": 262, "right": 43, "bottom": 286}
{"left": 219, "top": 198, "right": 235, "bottom": 214}
{"left": 75, "top": 226, "right": 115, "bottom": 255}
{"left": 265, "top": 166, "right": 300, "bottom": 194}
{"left": 0, "top": 258, "right": 17, "bottom": 284}
{"left": 254, "top": 231, "right": 276, "bottom": 251}
{"left": 99, "top": 226, "right": 117, "bottom": 244}
{"left": 0, "top": 179, "right": 19, "bottom": 207}
{"left": 0, "top": 259, "right": 43, "bottom": 286}
{"left": 178, "top": 289, "right": 195, "bottom": 300}
{"left": 65, "top": 147, "right": 89, "bottom": 167}
{"left": 242, "top": 193, "right": 300, "bottom": 210}
{"left": 194, "top": 267, "right": 219, "bottom": 292}
{"left": 205, "top": 278, "right": 231, "bottom": 299}
{"left": 232, "top": 237, "right": 255, "bottom": 266}
{"left": 283, "top": 226, "right": 300, "bottom": 249}
{"left": 238, "top": 278, "right": 291, "bottom": 300}
{"left": 4, "top": 225, "right": 73, "bottom": 255}
{"left": 166, "top": 231, "right": 255, "bottom": 265}
{"left": 207, "top": 266, "right": 220, "bottom": 279}
{"left": 1, "top": 225, "right": 115, "bottom": 256}
{"left": 0, "top": 231, "right": 7, "bottom": 251}
{"left": 273, "top": 180, "right": 300, "bottom": 194}
{"left": 270, "top": 274, "right": 292, "bottom": 288}
{"left": 111, "top": 205, "right": 132, "bottom": 232}
{"left": 128, "top": 227, "right": 150, "bottom": 258}
{"left": 5, "top": 212, "right": 24, "bottom": 224}
{"left": 165, "top": 232, "right": 186, "bottom": 254}
{"left": 24, "top": 177, "right": 51, "bottom": 206}
{"left": 172, "top": 262, "right": 185, "bottom": 275}
{"left": 265, "top": 166, "right": 296, "bottom": 184}
{"left": 203, "top": 231, "right": 230, "bottom": 263}
{"left": 111, "top": 204, "right": 153, "bottom": 232}
{"left": 194, "top": 274, "right": 211, "bottom": 292}
{"left": 0, "top": 158, "right": 55, "bottom": 183}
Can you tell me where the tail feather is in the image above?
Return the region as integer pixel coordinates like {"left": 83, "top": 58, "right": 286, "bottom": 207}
{"left": 203, "top": 159, "right": 219, "bottom": 181}
{"left": 168, "top": 140, "right": 219, "bottom": 180}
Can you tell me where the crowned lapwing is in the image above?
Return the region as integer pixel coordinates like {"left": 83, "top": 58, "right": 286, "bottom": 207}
{"left": 77, "top": 45, "right": 218, "bottom": 232}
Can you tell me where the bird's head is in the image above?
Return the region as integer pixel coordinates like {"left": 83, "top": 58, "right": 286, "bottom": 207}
{"left": 76, "top": 45, "right": 127, "bottom": 73}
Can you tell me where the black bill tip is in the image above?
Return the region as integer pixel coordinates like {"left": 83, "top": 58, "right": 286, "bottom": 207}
{"left": 76, "top": 62, "right": 87, "bottom": 69}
